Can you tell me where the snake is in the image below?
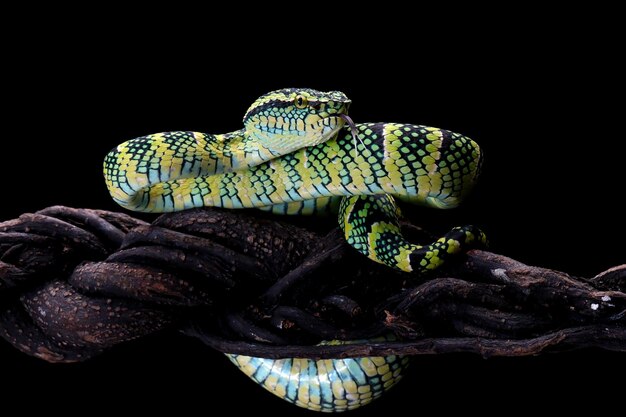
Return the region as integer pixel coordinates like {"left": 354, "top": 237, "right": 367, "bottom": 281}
{"left": 103, "top": 88, "right": 486, "bottom": 412}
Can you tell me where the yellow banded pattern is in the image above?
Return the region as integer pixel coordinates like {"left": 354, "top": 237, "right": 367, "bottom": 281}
{"left": 103, "top": 88, "right": 487, "bottom": 412}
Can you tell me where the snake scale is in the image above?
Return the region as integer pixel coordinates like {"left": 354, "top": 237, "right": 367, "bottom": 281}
{"left": 104, "top": 88, "right": 486, "bottom": 412}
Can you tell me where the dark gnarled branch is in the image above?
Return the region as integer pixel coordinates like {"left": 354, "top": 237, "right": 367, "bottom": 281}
{"left": 0, "top": 206, "right": 624, "bottom": 363}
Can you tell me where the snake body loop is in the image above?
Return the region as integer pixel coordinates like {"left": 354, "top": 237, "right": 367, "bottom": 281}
{"left": 104, "top": 88, "right": 485, "bottom": 412}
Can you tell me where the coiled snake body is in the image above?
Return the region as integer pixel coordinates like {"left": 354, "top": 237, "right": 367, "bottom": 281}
{"left": 104, "top": 88, "right": 485, "bottom": 412}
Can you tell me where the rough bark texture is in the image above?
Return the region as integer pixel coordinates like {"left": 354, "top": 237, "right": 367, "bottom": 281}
{"left": 0, "top": 206, "right": 624, "bottom": 363}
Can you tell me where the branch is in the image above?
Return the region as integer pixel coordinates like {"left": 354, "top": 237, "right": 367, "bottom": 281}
{"left": 0, "top": 206, "right": 623, "bottom": 363}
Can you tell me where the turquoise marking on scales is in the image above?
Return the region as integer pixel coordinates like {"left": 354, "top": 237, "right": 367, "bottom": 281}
{"left": 103, "top": 88, "right": 486, "bottom": 412}
{"left": 226, "top": 349, "right": 410, "bottom": 412}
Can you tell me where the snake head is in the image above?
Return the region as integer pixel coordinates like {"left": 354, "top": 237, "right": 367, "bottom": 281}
{"left": 243, "top": 88, "right": 351, "bottom": 154}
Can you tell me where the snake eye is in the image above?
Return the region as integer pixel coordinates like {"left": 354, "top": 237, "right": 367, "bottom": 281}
{"left": 294, "top": 95, "right": 308, "bottom": 109}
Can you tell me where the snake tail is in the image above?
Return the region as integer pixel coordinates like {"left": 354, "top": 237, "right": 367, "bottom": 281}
{"left": 339, "top": 195, "right": 486, "bottom": 272}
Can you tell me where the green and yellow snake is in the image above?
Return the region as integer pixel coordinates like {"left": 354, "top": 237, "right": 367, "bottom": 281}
{"left": 104, "top": 88, "right": 485, "bottom": 412}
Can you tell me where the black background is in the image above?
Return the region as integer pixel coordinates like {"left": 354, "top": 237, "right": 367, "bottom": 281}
{"left": 2, "top": 14, "right": 624, "bottom": 415}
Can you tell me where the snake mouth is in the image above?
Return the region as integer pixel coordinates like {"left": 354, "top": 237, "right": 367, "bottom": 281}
{"left": 312, "top": 111, "right": 359, "bottom": 149}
